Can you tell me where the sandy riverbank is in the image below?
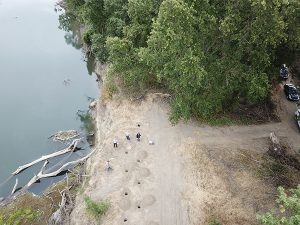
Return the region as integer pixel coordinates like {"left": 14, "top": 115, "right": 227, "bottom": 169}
{"left": 70, "top": 93, "right": 189, "bottom": 225}
{"left": 68, "top": 95, "right": 291, "bottom": 224}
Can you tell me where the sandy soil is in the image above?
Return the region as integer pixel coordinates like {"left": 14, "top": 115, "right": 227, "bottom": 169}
{"left": 69, "top": 78, "right": 300, "bottom": 225}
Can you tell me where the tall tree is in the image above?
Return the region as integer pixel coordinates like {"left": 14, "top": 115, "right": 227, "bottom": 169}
{"left": 62, "top": 0, "right": 300, "bottom": 122}
{"left": 140, "top": 0, "right": 209, "bottom": 121}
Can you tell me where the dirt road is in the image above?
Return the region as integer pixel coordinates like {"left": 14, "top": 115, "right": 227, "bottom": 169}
{"left": 70, "top": 82, "right": 300, "bottom": 225}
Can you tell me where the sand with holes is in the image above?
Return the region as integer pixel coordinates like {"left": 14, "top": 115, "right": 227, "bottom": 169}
{"left": 70, "top": 84, "right": 300, "bottom": 225}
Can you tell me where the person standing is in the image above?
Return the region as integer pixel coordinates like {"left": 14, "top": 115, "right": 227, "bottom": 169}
{"left": 113, "top": 139, "right": 118, "bottom": 148}
{"left": 126, "top": 133, "right": 130, "bottom": 140}
{"left": 106, "top": 160, "right": 112, "bottom": 170}
{"left": 136, "top": 132, "right": 141, "bottom": 141}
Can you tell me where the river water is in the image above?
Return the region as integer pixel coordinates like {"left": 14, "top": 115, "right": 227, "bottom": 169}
{"left": 0, "top": 0, "right": 98, "bottom": 197}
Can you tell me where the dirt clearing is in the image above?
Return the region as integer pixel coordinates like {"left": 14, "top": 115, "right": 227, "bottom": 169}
{"left": 70, "top": 86, "right": 300, "bottom": 225}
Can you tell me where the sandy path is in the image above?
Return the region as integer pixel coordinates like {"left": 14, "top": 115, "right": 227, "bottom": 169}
{"left": 70, "top": 96, "right": 189, "bottom": 225}
{"left": 70, "top": 80, "right": 300, "bottom": 225}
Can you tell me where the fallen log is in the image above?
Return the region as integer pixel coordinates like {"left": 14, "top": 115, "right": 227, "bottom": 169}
{"left": 11, "top": 178, "right": 18, "bottom": 195}
{"left": 1, "top": 140, "right": 92, "bottom": 206}
{"left": 12, "top": 139, "right": 81, "bottom": 175}
{"left": 270, "top": 132, "right": 280, "bottom": 145}
{"left": 48, "top": 164, "right": 88, "bottom": 224}
{"left": 48, "top": 188, "right": 74, "bottom": 225}
{"left": 269, "top": 132, "right": 285, "bottom": 157}
{"left": 24, "top": 149, "right": 95, "bottom": 189}
{"left": 40, "top": 160, "right": 49, "bottom": 174}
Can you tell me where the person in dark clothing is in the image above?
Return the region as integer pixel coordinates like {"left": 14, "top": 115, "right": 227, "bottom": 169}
{"left": 136, "top": 132, "right": 141, "bottom": 141}
{"left": 126, "top": 133, "right": 130, "bottom": 140}
{"left": 113, "top": 139, "right": 118, "bottom": 147}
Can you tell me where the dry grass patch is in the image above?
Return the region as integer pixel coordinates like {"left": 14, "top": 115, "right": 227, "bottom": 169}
{"left": 0, "top": 181, "right": 66, "bottom": 225}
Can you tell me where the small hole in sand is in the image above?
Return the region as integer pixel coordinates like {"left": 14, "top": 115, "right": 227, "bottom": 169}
{"left": 137, "top": 205, "right": 141, "bottom": 209}
{"left": 124, "top": 192, "right": 128, "bottom": 196}
{"left": 124, "top": 218, "right": 127, "bottom": 222}
{"left": 125, "top": 170, "right": 128, "bottom": 173}
{"left": 137, "top": 159, "right": 140, "bottom": 162}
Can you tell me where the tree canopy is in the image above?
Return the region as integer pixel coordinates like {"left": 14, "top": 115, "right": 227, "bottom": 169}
{"left": 62, "top": 0, "right": 300, "bottom": 122}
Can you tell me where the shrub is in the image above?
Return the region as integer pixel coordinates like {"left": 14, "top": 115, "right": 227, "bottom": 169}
{"left": 209, "top": 219, "right": 222, "bottom": 225}
{"left": 257, "top": 185, "right": 300, "bottom": 225}
{"left": 84, "top": 196, "right": 109, "bottom": 222}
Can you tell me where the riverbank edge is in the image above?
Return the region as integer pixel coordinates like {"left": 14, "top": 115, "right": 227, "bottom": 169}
{"left": 0, "top": 65, "right": 103, "bottom": 225}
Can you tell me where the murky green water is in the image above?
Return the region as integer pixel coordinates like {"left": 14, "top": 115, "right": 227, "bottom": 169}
{"left": 0, "top": 0, "right": 98, "bottom": 197}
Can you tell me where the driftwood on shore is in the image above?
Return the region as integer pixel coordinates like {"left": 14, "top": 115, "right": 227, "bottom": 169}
{"left": 11, "top": 178, "right": 18, "bottom": 195}
{"left": 0, "top": 137, "right": 94, "bottom": 208}
{"left": 24, "top": 148, "right": 95, "bottom": 189}
{"left": 48, "top": 164, "right": 88, "bottom": 225}
{"left": 12, "top": 138, "right": 82, "bottom": 175}
{"left": 31, "top": 150, "right": 94, "bottom": 224}
{"left": 1, "top": 149, "right": 94, "bottom": 206}
{"left": 48, "top": 188, "right": 73, "bottom": 225}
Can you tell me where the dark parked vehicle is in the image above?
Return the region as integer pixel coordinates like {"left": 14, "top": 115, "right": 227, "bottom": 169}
{"left": 280, "top": 64, "right": 289, "bottom": 79}
{"left": 284, "top": 84, "right": 299, "bottom": 101}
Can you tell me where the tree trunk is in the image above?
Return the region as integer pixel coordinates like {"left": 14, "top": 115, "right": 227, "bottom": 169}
{"left": 24, "top": 149, "right": 95, "bottom": 189}
{"left": 269, "top": 132, "right": 285, "bottom": 157}
{"left": 12, "top": 139, "right": 81, "bottom": 175}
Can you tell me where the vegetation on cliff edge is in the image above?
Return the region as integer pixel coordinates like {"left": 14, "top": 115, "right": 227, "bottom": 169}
{"left": 60, "top": 0, "right": 300, "bottom": 123}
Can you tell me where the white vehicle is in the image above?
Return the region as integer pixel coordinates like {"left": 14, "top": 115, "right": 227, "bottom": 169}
{"left": 294, "top": 109, "right": 300, "bottom": 130}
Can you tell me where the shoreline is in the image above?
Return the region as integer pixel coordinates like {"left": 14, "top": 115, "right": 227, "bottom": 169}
{"left": 0, "top": 61, "right": 102, "bottom": 223}
{"left": 1, "top": 62, "right": 299, "bottom": 224}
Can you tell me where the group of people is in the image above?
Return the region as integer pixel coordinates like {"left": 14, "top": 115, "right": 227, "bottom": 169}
{"left": 113, "top": 132, "right": 141, "bottom": 148}
{"left": 106, "top": 123, "right": 155, "bottom": 171}
{"left": 107, "top": 128, "right": 142, "bottom": 170}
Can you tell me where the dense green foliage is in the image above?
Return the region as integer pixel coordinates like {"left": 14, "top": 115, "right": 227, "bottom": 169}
{"left": 62, "top": 0, "right": 300, "bottom": 122}
{"left": 257, "top": 185, "right": 300, "bottom": 225}
{"left": 84, "top": 196, "right": 109, "bottom": 221}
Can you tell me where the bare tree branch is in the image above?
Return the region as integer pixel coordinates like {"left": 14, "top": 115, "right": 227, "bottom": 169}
{"left": 12, "top": 138, "right": 82, "bottom": 175}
